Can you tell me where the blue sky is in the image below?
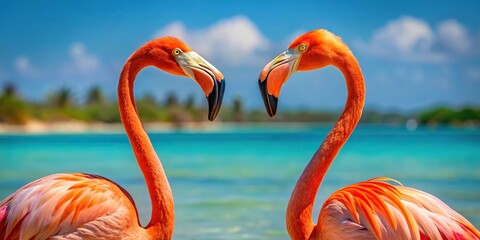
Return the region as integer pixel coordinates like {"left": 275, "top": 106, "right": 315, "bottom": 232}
{"left": 1, "top": 0, "right": 479, "bottom": 111}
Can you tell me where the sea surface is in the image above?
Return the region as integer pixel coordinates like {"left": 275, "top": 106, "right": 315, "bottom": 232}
{"left": 1, "top": 124, "right": 479, "bottom": 239}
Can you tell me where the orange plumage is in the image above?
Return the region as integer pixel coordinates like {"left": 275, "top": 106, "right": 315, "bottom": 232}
{"left": 0, "top": 174, "right": 140, "bottom": 239}
{"left": 0, "top": 37, "right": 225, "bottom": 239}
{"left": 258, "top": 29, "right": 480, "bottom": 240}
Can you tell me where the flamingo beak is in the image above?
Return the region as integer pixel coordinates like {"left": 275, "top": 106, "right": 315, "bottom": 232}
{"left": 177, "top": 52, "right": 225, "bottom": 121}
{"left": 207, "top": 77, "right": 225, "bottom": 121}
{"left": 258, "top": 49, "right": 300, "bottom": 117}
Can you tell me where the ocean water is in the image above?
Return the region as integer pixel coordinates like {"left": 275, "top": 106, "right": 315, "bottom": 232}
{"left": 0, "top": 124, "right": 479, "bottom": 239}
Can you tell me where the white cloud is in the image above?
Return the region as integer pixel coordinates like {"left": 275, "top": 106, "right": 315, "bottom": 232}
{"left": 14, "top": 56, "right": 42, "bottom": 77}
{"left": 62, "top": 42, "right": 101, "bottom": 75}
{"left": 14, "top": 44, "right": 102, "bottom": 81}
{"left": 154, "top": 15, "right": 270, "bottom": 65}
{"left": 437, "top": 19, "right": 472, "bottom": 54}
{"left": 156, "top": 21, "right": 186, "bottom": 39}
{"left": 377, "top": 16, "right": 434, "bottom": 52}
{"left": 355, "top": 16, "right": 477, "bottom": 62}
{"left": 15, "top": 56, "right": 30, "bottom": 72}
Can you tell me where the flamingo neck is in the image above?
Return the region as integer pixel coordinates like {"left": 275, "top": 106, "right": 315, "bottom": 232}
{"left": 286, "top": 51, "right": 365, "bottom": 239}
{"left": 118, "top": 54, "right": 174, "bottom": 237}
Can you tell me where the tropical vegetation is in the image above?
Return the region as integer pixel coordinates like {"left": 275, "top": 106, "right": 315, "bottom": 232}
{"left": 0, "top": 83, "right": 478, "bottom": 127}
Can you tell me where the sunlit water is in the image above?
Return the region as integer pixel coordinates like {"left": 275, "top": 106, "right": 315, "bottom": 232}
{"left": 1, "top": 124, "right": 479, "bottom": 239}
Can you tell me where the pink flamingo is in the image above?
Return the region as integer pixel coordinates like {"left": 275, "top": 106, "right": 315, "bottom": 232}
{"left": 0, "top": 37, "right": 225, "bottom": 239}
{"left": 258, "top": 29, "right": 480, "bottom": 240}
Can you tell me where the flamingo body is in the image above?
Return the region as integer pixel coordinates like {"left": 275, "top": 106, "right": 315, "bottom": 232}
{"left": 0, "top": 173, "right": 145, "bottom": 239}
{"left": 0, "top": 37, "right": 225, "bottom": 239}
{"left": 258, "top": 29, "right": 480, "bottom": 240}
{"left": 314, "top": 178, "right": 478, "bottom": 240}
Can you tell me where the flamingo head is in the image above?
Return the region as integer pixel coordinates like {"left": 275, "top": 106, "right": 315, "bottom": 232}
{"left": 144, "top": 37, "right": 225, "bottom": 121}
{"left": 258, "top": 29, "right": 344, "bottom": 117}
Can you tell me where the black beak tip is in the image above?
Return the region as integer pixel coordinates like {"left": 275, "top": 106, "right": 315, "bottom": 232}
{"left": 207, "top": 95, "right": 217, "bottom": 121}
{"left": 207, "top": 79, "right": 225, "bottom": 121}
{"left": 258, "top": 79, "right": 278, "bottom": 118}
{"left": 207, "top": 113, "right": 215, "bottom": 121}
{"left": 267, "top": 94, "right": 278, "bottom": 117}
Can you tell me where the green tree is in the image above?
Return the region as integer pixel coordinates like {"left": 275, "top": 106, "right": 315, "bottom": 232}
{"left": 86, "top": 86, "right": 106, "bottom": 105}
{"left": 184, "top": 94, "right": 195, "bottom": 109}
{"left": 3, "top": 82, "right": 17, "bottom": 97}
{"left": 418, "top": 106, "right": 480, "bottom": 125}
{"left": 48, "top": 87, "right": 74, "bottom": 108}
{"left": 232, "top": 96, "right": 245, "bottom": 122}
{"left": 135, "top": 93, "right": 171, "bottom": 122}
{"left": 164, "top": 92, "right": 179, "bottom": 108}
{"left": 139, "top": 93, "right": 157, "bottom": 106}
{"left": 0, "top": 82, "right": 30, "bottom": 124}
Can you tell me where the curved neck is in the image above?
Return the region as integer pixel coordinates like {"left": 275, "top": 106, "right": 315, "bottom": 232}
{"left": 118, "top": 54, "right": 174, "bottom": 237}
{"left": 286, "top": 51, "right": 365, "bottom": 239}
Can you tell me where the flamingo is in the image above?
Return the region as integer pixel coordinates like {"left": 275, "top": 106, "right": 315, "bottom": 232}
{"left": 258, "top": 29, "right": 480, "bottom": 240}
{"left": 0, "top": 36, "right": 225, "bottom": 239}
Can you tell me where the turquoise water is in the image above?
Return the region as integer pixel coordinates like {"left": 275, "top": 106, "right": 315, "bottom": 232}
{"left": 0, "top": 124, "right": 479, "bottom": 239}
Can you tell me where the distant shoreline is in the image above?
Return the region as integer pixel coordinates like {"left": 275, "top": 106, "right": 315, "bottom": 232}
{"left": 0, "top": 121, "right": 221, "bottom": 134}
{"left": 0, "top": 121, "right": 320, "bottom": 134}
{"left": 0, "top": 120, "right": 478, "bottom": 134}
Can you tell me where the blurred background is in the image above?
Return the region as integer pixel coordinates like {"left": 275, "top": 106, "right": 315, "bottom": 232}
{"left": 0, "top": 1, "right": 479, "bottom": 239}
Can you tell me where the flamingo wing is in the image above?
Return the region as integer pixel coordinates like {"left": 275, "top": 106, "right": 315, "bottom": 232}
{"left": 0, "top": 173, "right": 140, "bottom": 240}
{"left": 315, "top": 178, "right": 480, "bottom": 240}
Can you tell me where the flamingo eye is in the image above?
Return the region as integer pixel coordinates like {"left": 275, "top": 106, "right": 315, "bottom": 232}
{"left": 172, "top": 48, "right": 181, "bottom": 56}
{"left": 298, "top": 44, "right": 307, "bottom": 52}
